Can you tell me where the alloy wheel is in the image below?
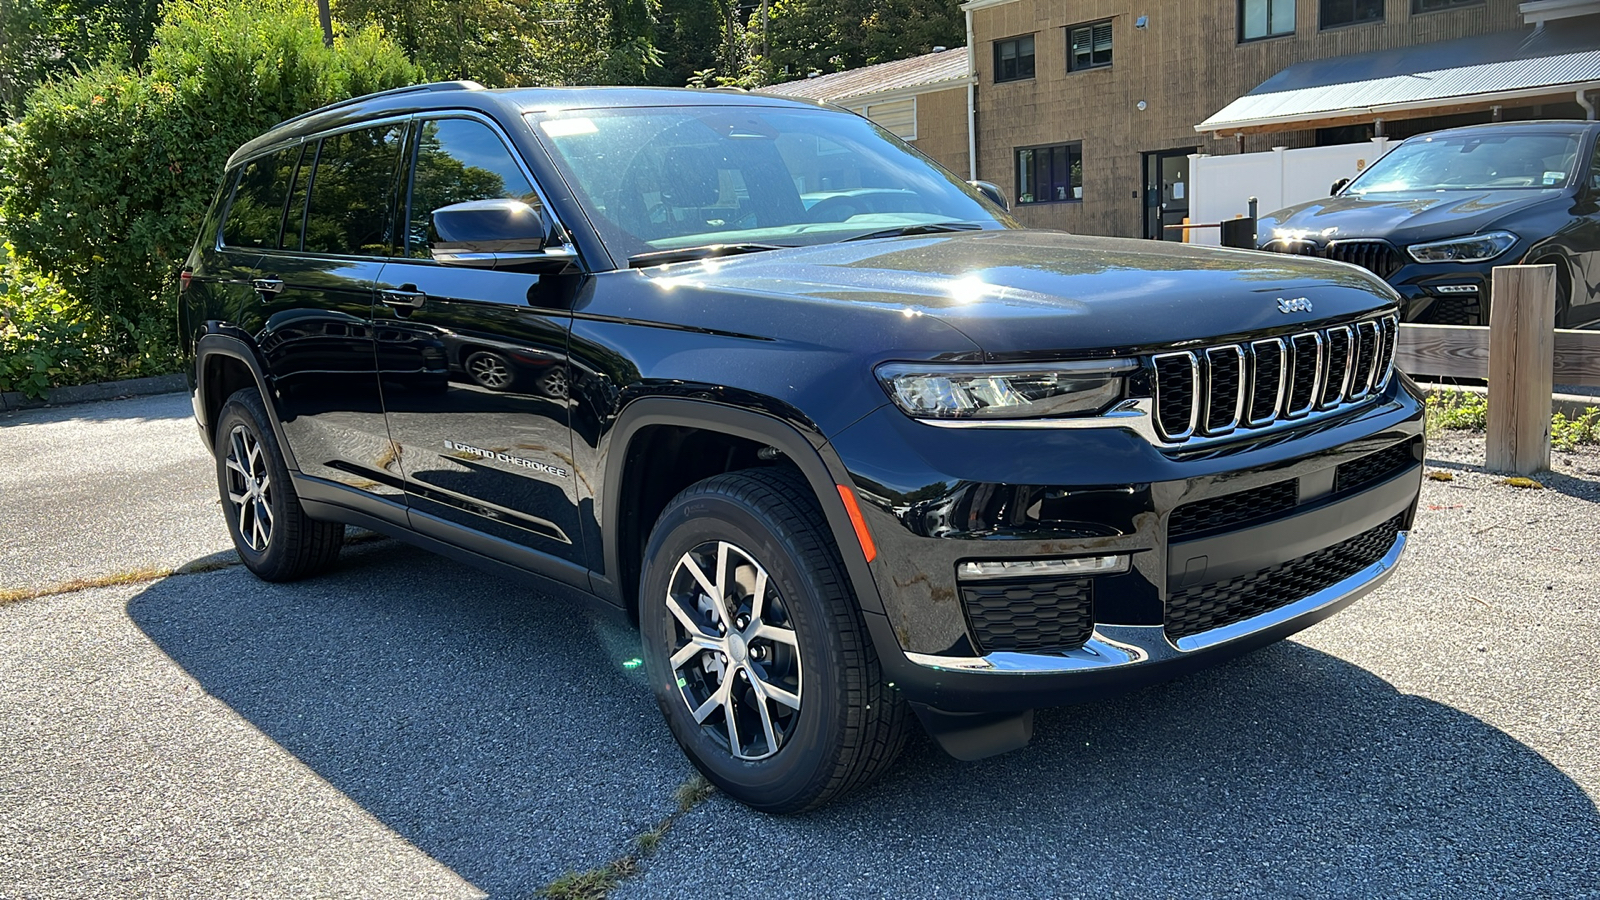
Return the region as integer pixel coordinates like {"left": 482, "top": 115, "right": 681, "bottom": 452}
{"left": 467, "top": 352, "right": 512, "bottom": 389}
{"left": 224, "top": 423, "right": 274, "bottom": 552}
{"left": 664, "top": 540, "right": 802, "bottom": 761}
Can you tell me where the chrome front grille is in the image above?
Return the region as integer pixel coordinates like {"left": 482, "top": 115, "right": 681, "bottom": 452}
{"left": 1151, "top": 315, "right": 1398, "bottom": 444}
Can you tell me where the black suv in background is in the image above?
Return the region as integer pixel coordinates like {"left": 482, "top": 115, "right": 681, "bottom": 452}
{"left": 181, "top": 82, "right": 1425, "bottom": 812}
{"left": 1259, "top": 121, "right": 1600, "bottom": 328}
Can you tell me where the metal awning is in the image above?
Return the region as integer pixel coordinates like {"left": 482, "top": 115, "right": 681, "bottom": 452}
{"left": 1198, "top": 19, "right": 1600, "bottom": 135}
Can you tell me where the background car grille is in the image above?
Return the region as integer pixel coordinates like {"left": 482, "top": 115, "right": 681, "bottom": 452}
{"left": 961, "top": 577, "right": 1095, "bottom": 654}
{"left": 1152, "top": 316, "right": 1397, "bottom": 444}
{"left": 1165, "top": 513, "right": 1405, "bottom": 641}
{"left": 1324, "top": 241, "right": 1404, "bottom": 279}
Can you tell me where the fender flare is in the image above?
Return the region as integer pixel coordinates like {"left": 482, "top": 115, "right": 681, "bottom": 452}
{"left": 194, "top": 332, "right": 301, "bottom": 472}
{"left": 595, "top": 397, "right": 885, "bottom": 615}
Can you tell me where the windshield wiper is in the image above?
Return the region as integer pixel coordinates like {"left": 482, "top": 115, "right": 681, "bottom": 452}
{"left": 627, "top": 243, "right": 790, "bottom": 268}
{"left": 841, "top": 222, "right": 985, "bottom": 242}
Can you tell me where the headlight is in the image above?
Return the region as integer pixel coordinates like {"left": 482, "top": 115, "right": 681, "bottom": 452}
{"left": 877, "top": 360, "right": 1133, "bottom": 420}
{"left": 1407, "top": 231, "right": 1517, "bottom": 263}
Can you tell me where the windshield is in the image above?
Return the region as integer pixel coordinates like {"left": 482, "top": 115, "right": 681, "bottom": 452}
{"left": 526, "top": 105, "right": 1008, "bottom": 260}
{"left": 1345, "top": 132, "right": 1582, "bottom": 194}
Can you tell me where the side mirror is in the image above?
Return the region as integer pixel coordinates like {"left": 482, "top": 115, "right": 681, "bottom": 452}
{"left": 968, "top": 180, "right": 1010, "bottom": 212}
{"left": 431, "top": 199, "right": 571, "bottom": 270}
{"left": 1330, "top": 178, "right": 1351, "bottom": 196}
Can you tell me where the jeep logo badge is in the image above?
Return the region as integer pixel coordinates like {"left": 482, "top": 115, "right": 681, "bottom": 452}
{"left": 1277, "top": 297, "right": 1313, "bottom": 314}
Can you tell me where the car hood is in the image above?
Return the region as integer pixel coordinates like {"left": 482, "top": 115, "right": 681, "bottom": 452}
{"left": 636, "top": 230, "right": 1397, "bottom": 358}
{"left": 1259, "top": 189, "right": 1561, "bottom": 247}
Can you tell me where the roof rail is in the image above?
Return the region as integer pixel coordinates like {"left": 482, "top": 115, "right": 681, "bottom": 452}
{"left": 274, "top": 80, "right": 486, "bottom": 130}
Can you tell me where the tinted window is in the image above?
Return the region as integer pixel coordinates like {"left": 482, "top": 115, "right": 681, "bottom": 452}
{"left": 302, "top": 124, "right": 403, "bottom": 256}
{"left": 223, "top": 148, "right": 298, "bottom": 248}
{"left": 1320, "top": 0, "right": 1383, "bottom": 28}
{"left": 281, "top": 143, "right": 313, "bottom": 251}
{"left": 407, "top": 118, "right": 537, "bottom": 259}
{"left": 993, "top": 36, "right": 1035, "bottom": 83}
{"left": 1347, "top": 133, "right": 1583, "bottom": 193}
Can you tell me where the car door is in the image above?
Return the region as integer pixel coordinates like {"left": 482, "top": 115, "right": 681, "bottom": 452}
{"left": 1569, "top": 136, "right": 1600, "bottom": 328}
{"left": 375, "top": 113, "right": 585, "bottom": 579}
{"left": 255, "top": 121, "right": 409, "bottom": 508}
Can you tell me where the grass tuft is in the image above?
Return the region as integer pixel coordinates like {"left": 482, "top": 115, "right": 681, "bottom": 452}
{"left": 537, "top": 772, "right": 716, "bottom": 899}
{"left": 538, "top": 867, "right": 620, "bottom": 900}
{"left": 1426, "top": 470, "right": 1454, "bottom": 482}
{"left": 1427, "top": 390, "right": 1600, "bottom": 451}
{"left": 674, "top": 773, "right": 714, "bottom": 812}
{"left": 0, "top": 566, "right": 174, "bottom": 606}
{"left": 1501, "top": 476, "right": 1544, "bottom": 490}
{"left": 1552, "top": 407, "right": 1600, "bottom": 451}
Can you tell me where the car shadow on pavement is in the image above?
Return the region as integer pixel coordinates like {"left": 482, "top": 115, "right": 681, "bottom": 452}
{"left": 130, "top": 539, "right": 1600, "bottom": 899}
{"left": 126, "top": 538, "right": 696, "bottom": 899}
{"left": 629, "top": 641, "right": 1600, "bottom": 899}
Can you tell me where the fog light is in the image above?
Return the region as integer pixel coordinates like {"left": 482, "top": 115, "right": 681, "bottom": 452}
{"left": 957, "top": 555, "right": 1129, "bottom": 580}
{"left": 1434, "top": 284, "right": 1478, "bottom": 294}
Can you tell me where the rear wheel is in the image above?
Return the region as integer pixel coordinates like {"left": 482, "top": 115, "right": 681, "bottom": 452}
{"left": 639, "top": 468, "right": 908, "bottom": 812}
{"left": 1533, "top": 256, "right": 1573, "bottom": 328}
{"left": 465, "top": 350, "right": 515, "bottom": 391}
{"left": 214, "top": 387, "right": 344, "bottom": 582}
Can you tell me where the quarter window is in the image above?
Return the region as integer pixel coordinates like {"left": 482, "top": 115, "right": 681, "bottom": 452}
{"left": 222, "top": 148, "right": 299, "bottom": 249}
{"left": 1320, "top": 0, "right": 1384, "bottom": 28}
{"left": 1016, "top": 143, "right": 1083, "bottom": 204}
{"left": 1068, "top": 21, "right": 1113, "bottom": 71}
{"left": 1240, "top": 0, "right": 1295, "bottom": 40}
{"left": 406, "top": 118, "right": 539, "bottom": 260}
{"left": 302, "top": 124, "right": 404, "bottom": 256}
{"left": 993, "top": 35, "right": 1035, "bottom": 83}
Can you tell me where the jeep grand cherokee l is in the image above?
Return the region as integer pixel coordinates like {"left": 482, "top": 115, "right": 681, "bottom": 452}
{"left": 179, "top": 81, "right": 1425, "bottom": 812}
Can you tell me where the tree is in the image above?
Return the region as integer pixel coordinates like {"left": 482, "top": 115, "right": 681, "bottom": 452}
{"left": 762, "top": 0, "right": 963, "bottom": 81}
{"left": 0, "top": 0, "right": 161, "bottom": 117}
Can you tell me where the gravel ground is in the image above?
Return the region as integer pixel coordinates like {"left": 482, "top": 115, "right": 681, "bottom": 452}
{"left": 0, "top": 393, "right": 232, "bottom": 590}
{"left": 0, "top": 399, "right": 1596, "bottom": 898}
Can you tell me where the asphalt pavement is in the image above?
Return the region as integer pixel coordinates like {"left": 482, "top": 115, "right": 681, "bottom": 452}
{"left": 0, "top": 394, "right": 1597, "bottom": 898}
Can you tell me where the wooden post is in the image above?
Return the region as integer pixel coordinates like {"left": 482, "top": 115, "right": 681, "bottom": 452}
{"left": 1486, "top": 264, "right": 1555, "bottom": 474}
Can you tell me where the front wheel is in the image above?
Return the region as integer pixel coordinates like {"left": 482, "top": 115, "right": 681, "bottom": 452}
{"left": 639, "top": 468, "right": 908, "bottom": 813}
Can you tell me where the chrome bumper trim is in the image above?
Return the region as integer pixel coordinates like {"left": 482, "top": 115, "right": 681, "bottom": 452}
{"left": 905, "top": 530, "right": 1408, "bottom": 674}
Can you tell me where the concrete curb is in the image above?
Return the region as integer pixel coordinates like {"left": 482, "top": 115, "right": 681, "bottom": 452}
{"left": 0, "top": 373, "right": 187, "bottom": 413}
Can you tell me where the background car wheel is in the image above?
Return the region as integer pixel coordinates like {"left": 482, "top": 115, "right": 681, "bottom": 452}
{"left": 639, "top": 467, "right": 908, "bottom": 813}
{"left": 1535, "top": 256, "right": 1573, "bottom": 328}
{"left": 536, "top": 366, "right": 569, "bottom": 400}
{"left": 214, "top": 387, "right": 344, "bottom": 582}
{"left": 464, "top": 350, "right": 516, "bottom": 391}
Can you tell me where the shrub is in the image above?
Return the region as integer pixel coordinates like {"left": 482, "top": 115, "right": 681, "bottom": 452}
{"left": 0, "top": 0, "right": 422, "bottom": 391}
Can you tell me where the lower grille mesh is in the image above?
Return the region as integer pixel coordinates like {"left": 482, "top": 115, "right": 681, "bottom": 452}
{"left": 962, "top": 577, "right": 1094, "bottom": 653}
{"left": 1169, "top": 479, "right": 1298, "bottom": 539}
{"left": 1165, "top": 513, "right": 1405, "bottom": 641}
{"left": 1335, "top": 438, "right": 1420, "bottom": 495}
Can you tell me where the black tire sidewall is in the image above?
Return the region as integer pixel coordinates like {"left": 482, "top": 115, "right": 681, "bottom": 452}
{"left": 640, "top": 487, "right": 851, "bottom": 809}
{"left": 214, "top": 392, "right": 296, "bottom": 576}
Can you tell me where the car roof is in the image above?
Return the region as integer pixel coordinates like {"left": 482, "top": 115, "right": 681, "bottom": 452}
{"left": 1403, "top": 119, "right": 1600, "bottom": 141}
{"left": 226, "top": 81, "right": 830, "bottom": 168}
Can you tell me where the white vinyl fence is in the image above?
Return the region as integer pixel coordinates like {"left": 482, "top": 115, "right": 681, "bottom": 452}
{"left": 1187, "top": 139, "right": 1394, "bottom": 246}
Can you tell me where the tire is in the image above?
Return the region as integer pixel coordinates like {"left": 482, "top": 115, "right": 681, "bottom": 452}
{"left": 214, "top": 387, "right": 344, "bottom": 582}
{"left": 464, "top": 350, "right": 516, "bottom": 391}
{"left": 639, "top": 467, "right": 909, "bottom": 813}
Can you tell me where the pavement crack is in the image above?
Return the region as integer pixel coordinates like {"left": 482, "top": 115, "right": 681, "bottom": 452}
{"left": 535, "top": 774, "right": 715, "bottom": 900}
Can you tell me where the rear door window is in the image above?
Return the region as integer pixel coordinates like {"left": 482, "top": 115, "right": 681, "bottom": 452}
{"left": 405, "top": 118, "right": 538, "bottom": 259}
{"left": 302, "top": 123, "right": 405, "bottom": 256}
{"left": 222, "top": 147, "right": 299, "bottom": 249}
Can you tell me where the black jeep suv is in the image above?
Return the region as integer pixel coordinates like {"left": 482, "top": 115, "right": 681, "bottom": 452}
{"left": 180, "top": 82, "right": 1425, "bottom": 812}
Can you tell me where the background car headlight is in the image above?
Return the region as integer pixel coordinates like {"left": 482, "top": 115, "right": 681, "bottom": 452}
{"left": 1407, "top": 231, "right": 1517, "bottom": 263}
{"left": 877, "top": 360, "right": 1134, "bottom": 420}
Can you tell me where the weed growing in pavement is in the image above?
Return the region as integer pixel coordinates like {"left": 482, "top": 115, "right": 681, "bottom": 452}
{"left": 1552, "top": 407, "right": 1600, "bottom": 451}
{"left": 538, "top": 774, "right": 716, "bottom": 900}
{"left": 0, "top": 566, "right": 174, "bottom": 606}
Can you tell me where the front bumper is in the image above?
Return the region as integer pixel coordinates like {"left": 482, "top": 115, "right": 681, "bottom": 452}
{"left": 829, "top": 377, "right": 1424, "bottom": 715}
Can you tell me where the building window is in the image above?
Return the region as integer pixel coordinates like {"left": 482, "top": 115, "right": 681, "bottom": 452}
{"left": 1320, "top": 0, "right": 1384, "bottom": 28}
{"left": 1068, "top": 21, "right": 1113, "bottom": 71}
{"left": 1413, "top": 0, "right": 1482, "bottom": 11}
{"left": 993, "top": 35, "right": 1035, "bottom": 83}
{"left": 1240, "top": 0, "right": 1295, "bottom": 40}
{"left": 1016, "top": 143, "right": 1082, "bottom": 204}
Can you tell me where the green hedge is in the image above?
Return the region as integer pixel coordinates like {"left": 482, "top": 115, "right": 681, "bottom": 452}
{"left": 0, "top": 0, "right": 421, "bottom": 397}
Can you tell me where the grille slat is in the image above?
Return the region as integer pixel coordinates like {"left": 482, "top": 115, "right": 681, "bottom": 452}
{"left": 1323, "top": 241, "right": 1404, "bottom": 280}
{"left": 1165, "top": 513, "right": 1405, "bottom": 640}
{"left": 962, "top": 577, "right": 1094, "bottom": 654}
{"left": 1151, "top": 316, "right": 1394, "bottom": 445}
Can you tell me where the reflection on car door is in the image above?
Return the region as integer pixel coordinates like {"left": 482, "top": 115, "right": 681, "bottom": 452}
{"left": 251, "top": 124, "right": 409, "bottom": 506}
{"left": 375, "top": 115, "right": 584, "bottom": 579}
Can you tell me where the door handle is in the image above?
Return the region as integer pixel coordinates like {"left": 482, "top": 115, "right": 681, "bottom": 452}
{"left": 252, "top": 277, "right": 284, "bottom": 295}
{"left": 379, "top": 287, "right": 426, "bottom": 310}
